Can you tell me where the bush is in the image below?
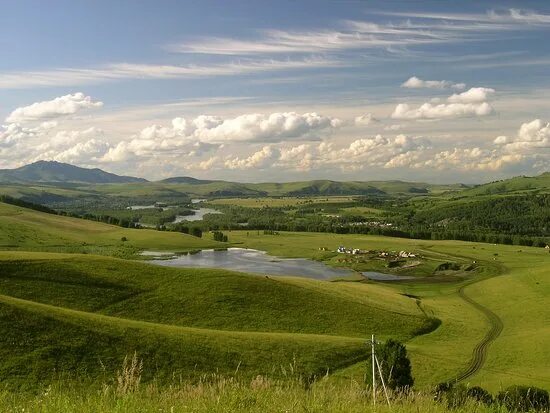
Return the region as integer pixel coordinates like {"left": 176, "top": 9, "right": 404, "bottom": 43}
{"left": 366, "top": 339, "right": 413, "bottom": 391}
{"left": 121, "top": 237, "right": 128, "bottom": 242}
{"left": 497, "top": 385, "right": 549, "bottom": 412}
{"left": 434, "top": 383, "right": 493, "bottom": 409}
{"left": 466, "top": 386, "right": 493, "bottom": 405}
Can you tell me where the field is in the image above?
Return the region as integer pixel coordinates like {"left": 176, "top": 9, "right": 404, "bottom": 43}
{"left": 0, "top": 198, "right": 548, "bottom": 405}
{"left": 0, "top": 202, "right": 219, "bottom": 256}
{"left": 208, "top": 196, "right": 356, "bottom": 208}
{"left": 227, "top": 231, "right": 550, "bottom": 391}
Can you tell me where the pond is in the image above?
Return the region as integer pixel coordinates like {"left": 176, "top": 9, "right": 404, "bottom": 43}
{"left": 147, "top": 248, "right": 354, "bottom": 280}
{"left": 173, "top": 208, "right": 223, "bottom": 223}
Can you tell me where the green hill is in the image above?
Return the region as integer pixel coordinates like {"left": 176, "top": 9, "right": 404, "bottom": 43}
{"left": 0, "top": 202, "right": 433, "bottom": 388}
{"left": 0, "top": 251, "right": 431, "bottom": 388}
{"left": 455, "top": 172, "right": 550, "bottom": 197}
{"left": 0, "top": 201, "right": 218, "bottom": 256}
{"left": 0, "top": 161, "right": 147, "bottom": 184}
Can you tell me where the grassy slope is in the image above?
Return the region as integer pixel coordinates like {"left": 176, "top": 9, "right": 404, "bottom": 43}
{"left": 0, "top": 251, "right": 430, "bottom": 388}
{"left": 453, "top": 172, "right": 550, "bottom": 197}
{"left": 0, "top": 202, "right": 219, "bottom": 255}
{"left": 228, "top": 231, "right": 550, "bottom": 390}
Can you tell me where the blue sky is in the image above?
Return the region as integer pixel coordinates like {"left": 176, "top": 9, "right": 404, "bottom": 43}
{"left": 1, "top": 0, "right": 549, "bottom": 182}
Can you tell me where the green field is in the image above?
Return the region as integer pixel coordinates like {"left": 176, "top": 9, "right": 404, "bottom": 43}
{"left": 227, "top": 231, "right": 550, "bottom": 391}
{"left": 0, "top": 202, "right": 219, "bottom": 256}
{"left": 0, "top": 199, "right": 548, "bottom": 400}
{"left": 208, "top": 196, "right": 356, "bottom": 208}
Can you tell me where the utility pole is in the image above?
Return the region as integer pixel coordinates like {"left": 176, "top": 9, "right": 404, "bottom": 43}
{"left": 375, "top": 352, "right": 391, "bottom": 408}
{"left": 370, "top": 334, "right": 391, "bottom": 409}
{"left": 371, "top": 334, "right": 376, "bottom": 407}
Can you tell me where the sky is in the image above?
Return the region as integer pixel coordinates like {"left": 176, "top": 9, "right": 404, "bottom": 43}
{"left": 1, "top": 0, "right": 549, "bottom": 183}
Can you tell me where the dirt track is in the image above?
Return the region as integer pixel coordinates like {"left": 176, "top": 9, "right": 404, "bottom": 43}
{"left": 453, "top": 284, "right": 504, "bottom": 383}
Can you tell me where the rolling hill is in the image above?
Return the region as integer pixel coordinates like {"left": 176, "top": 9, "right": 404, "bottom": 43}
{"left": 0, "top": 202, "right": 433, "bottom": 387}
{"left": 0, "top": 161, "right": 147, "bottom": 184}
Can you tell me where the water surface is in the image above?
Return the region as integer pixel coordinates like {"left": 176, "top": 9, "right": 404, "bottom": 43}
{"left": 148, "top": 248, "right": 354, "bottom": 280}
{"left": 173, "top": 208, "right": 223, "bottom": 223}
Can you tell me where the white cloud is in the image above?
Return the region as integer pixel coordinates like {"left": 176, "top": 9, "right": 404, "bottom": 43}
{"left": 498, "top": 119, "right": 550, "bottom": 153}
{"left": 424, "top": 148, "right": 523, "bottom": 171}
{"left": 354, "top": 113, "right": 378, "bottom": 126}
{"left": 448, "top": 87, "right": 495, "bottom": 103}
{"left": 6, "top": 93, "right": 103, "bottom": 123}
{"left": 392, "top": 101, "right": 493, "bottom": 120}
{"left": 0, "top": 58, "right": 340, "bottom": 89}
{"left": 494, "top": 135, "right": 509, "bottom": 145}
{"left": 392, "top": 86, "right": 495, "bottom": 120}
{"left": 224, "top": 146, "right": 280, "bottom": 170}
{"left": 401, "top": 76, "right": 465, "bottom": 90}
{"left": 53, "top": 139, "right": 111, "bottom": 164}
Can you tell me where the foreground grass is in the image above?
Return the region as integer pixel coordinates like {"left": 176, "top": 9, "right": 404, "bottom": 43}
{"left": 0, "top": 377, "right": 507, "bottom": 413}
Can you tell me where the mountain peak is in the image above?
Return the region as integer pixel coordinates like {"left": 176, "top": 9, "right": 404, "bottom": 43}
{"left": 0, "top": 161, "right": 147, "bottom": 184}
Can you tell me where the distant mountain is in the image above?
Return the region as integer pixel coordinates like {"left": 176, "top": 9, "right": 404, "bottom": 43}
{"left": 0, "top": 161, "right": 147, "bottom": 184}
{"left": 159, "top": 176, "right": 218, "bottom": 185}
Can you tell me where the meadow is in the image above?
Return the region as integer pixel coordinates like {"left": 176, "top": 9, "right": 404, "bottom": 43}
{"left": 0, "top": 198, "right": 548, "bottom": 405}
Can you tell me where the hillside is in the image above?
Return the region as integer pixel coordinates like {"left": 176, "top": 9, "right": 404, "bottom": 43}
{"left": 0, "top": 161, "right": 147, "bottom": 184}
{"left": 0, "top": 201, "right": 218, "bottom": 255}
{"left": 0, "top": 250, "right": 431, "bottom": 388}
{"left": 454, "top": 172, "right": 550, "bottom": 197}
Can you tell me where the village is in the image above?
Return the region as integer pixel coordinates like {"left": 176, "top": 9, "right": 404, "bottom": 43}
{"left": 335, "top": 245, "right": 418, "bottom": 259}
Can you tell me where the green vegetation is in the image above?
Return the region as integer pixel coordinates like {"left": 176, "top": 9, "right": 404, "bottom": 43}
{"left": 0, "top": 248, "right": 432, "bottom": 388}
{"left": 0, "top": 201, "right": 219, "bottom": 257}
{"left": 0, "top": 376, "right": 519, "bottom": 412}
{"left": 0, "top": 169, "right": 548, "bottom": 406}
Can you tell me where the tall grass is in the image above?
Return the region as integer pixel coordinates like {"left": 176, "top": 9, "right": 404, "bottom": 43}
{"left": 0, "top": 356, "right": 514, "bottom": 413}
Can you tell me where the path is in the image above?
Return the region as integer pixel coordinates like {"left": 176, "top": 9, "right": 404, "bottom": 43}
{"left": 452, "top": 284, "right": 504, "bottom": 382}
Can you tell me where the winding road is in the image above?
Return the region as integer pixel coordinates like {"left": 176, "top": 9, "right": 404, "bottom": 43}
{"left": 452, "top": 284, "right": 504, "bottom": 383}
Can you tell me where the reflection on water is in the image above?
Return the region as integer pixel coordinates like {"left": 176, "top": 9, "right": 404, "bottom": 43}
{"left": 173, "top": 208, "right": 222, "bottom": 223}
{"left": 148, "top": 248, "right": 354, "bottom": 280}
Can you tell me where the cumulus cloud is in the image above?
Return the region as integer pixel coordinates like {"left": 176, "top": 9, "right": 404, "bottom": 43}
{"left": 496, "top": 119, "right": 550, "bottom": 153}
{"left": 401, "top": 76, "right": 465, "bottom": 90}
{"left": 195, "top": 112, "right": 340, "bottom": 143}
{"left": 392, "top": 101, "right": 493, "bottom": 120}
{"left": 354, "top": 113, "right": 379, "bottom": 126}
{"left": 101, "top": 111, "right": 339, "bottom": 165}
{"left": 448, "top": 87, "right": 495, "bottom": 103}
{"left": 392, "top": 86, "right": 495, "bottom": 120}
{"left": 423, "top": 148, "right": 524, "bottom": 171}
{"left": 6, "top": 93, "right": 103, "bottom": 123}
{"left": 224, "top": 146, "right": 280, "bottom": 170}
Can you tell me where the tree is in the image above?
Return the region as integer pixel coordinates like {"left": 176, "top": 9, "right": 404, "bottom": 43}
{"left": 366, "top": 339, "right": 413, "bottom": 391}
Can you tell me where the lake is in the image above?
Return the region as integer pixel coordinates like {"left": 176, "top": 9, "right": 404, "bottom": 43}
{"left": 147, "top": 248, "right": 354, "bottom": 280}
{"left": 173, "top": 208, "right": 223, "bottom": 223}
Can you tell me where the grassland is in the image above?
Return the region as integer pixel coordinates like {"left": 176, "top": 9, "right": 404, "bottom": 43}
{"left": 208, "top": 196, "right": 356, "bottom": 208}
{"left": 0, "top": 377, "right": 504, "bottom": 412}
{"left": 227, "top": 231, "right": 550, "bottom": 391}
{"left": 0, "top": 247, "right": 433, "bottom": 388}
{"left": 0, "top": 200, "right": 548, "bottom": 396}
{"left": 0, "top": 202, "right": 219, "bottom": 256}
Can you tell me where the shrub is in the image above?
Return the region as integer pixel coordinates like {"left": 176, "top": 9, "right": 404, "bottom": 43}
{"left": 466, "top": 386, "right": 493, "bottom": 405}
{"left": 434, "top": 383, "right": 493, "bottom": 409}
{"left": 121, "top": 237, "right": 128, "bottom": 242}
{"left": 497, "top": 385, "right": 549, "bottom": 412}
{"left": 366, "top": 339, "right": 413, "bottom": 391}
